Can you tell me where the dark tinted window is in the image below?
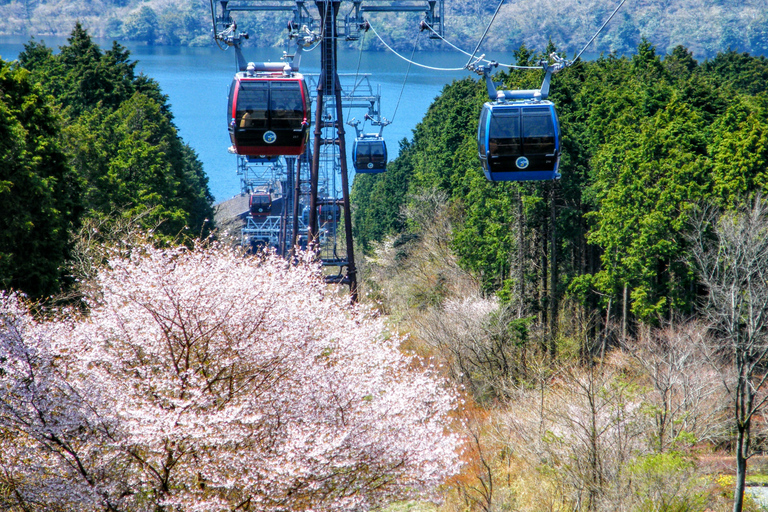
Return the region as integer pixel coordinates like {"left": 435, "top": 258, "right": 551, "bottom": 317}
{"left": 356, "top": 141, "right": 372, "bottom": 165}
{"left": 370, "top": 141, "right": 386, "bottom": 162}
{"left": 236, "top": 81, "right": 269, "bottom": 129}
{"left": 477, "top": 107, "right": 488, "bottom": 155}
{"left": 270, "top": 81, "right": 304, "bottom": 129}
{"left": 489, "top": 109, "right": 521, "bottom": 156}
{"left": 522, "top": 113, "right": 556, "bottom": 154}
{"left": 355, "top": 140, "right": 386, "bottom": 167}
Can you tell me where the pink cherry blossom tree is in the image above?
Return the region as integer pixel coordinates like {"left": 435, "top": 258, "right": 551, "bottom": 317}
{"left": 0, "top": 244, "right": 462, "bottom": 511}
{"left": 0, "top": 293, "right": 119, "bottom": 511}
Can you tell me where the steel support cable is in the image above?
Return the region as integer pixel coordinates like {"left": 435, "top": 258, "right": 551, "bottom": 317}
{"left": 346, "top": 29, "right": 367, "bottom": 123}
{"left": 299, "top": 0, "right": 332, "bottom": 53}
{"left": 421, "top": 21, "right": 543, "bottom": 70}
{"left": 464, "top": 0, "right": 506, "bottom": 68}
{"left": 390, "top": 29, "right": 421, "bottom": 122}
{"left": 210, "top": 0, "right": 231, "bottom": 51}
{"left": 573, "top": 0, "right": 628, "bottom": 62}
{"left": 318, "top": 0, "right": 330, "bottom": 39}
{"left": 367, "top": 21, "right": 465, "bottom": 71}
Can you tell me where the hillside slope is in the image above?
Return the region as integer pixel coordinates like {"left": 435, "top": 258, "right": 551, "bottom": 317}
{"left": 0, "top": 0, "right": 764, "bottom": 57}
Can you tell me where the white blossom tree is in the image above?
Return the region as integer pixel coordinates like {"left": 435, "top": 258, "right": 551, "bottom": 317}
{"left": 0, "top": 294, "right": 116, "bottom": 511}
{"left": 0, "top": 244, "right": 462, "bottom": 511}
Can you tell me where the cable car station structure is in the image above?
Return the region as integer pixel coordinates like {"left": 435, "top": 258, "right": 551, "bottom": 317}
{"left": 212, "top": 0, "right": 445, "bottom": 301}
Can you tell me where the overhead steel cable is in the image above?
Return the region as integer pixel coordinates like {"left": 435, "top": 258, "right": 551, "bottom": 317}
{"left": 427, "top": 0, "right": 627, "bottom": 70}
{"left": 367, "top": 21, "right": 465, "bottom": 71}
{"left": 573, "top": 0, "right": 628, "bottom": 61}
{"left": 421, "top": 21, "right": 543, "bottom": 70}
{"left": 464, "top": 0, "right": 506, "bottom": 68}
{"left": 346, "top": 28, "right": 367, "bottom": 122}
{"left": 390, "top": 29, "right": 421, "bottom": 122}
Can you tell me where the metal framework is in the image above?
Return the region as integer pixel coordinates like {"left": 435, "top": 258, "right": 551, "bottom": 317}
{"left": 213, "top": 0, "right": 445, "bottom": 301}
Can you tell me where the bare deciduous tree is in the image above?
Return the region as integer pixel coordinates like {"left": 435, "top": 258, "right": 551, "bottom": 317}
{"left": 624, "top": 321, "right": 729, "bottom": 452}
{"left": 688, "top": 199, "right": 768, "bottom": 512}
{"left": 362, "top": 189, "right": 480, "bottom": 319}
{"left": 414, "top": 298, "right": 546, "bottom": 402}
{"left": 499, "top": 361, "right": 647, "bottom": 512}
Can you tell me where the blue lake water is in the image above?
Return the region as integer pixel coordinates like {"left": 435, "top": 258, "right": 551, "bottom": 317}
{"left": 0, "top": 35, "right": 522, "bottom": 202}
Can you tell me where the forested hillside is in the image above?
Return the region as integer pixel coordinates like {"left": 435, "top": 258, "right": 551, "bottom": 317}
{"left": 4, "top": 17, "right": 768, "bottom": 509}
{"left": 0, "top": 25, "right": 213, "bottom": 299}
{"left": 351, "top": 41, "right": 768, "bottom": 511}
{"left": 353, "top": 40, "right": 768, "bottom": 329}
{"left": 0, "top": 0, "right": 765, "bottom": 58}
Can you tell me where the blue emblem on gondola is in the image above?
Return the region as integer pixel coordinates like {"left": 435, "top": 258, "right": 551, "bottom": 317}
{"left": 516, "top": 156, "right": 530, "bottom": 169}
{"left": 263, "top": 131, "right": 277, "bottom": 144}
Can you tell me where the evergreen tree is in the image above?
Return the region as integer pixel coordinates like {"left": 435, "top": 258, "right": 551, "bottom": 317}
{"left": 0, "top": 60, "right": 81, "bottom": 298}
{"left": 17, "top": 24, "right": 214, "bottom": 241}
{"left": 352, "top": 40, "right": 768, "bottom": 334}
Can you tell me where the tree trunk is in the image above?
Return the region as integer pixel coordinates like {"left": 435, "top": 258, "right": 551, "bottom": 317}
{"left": 542, "top": 202, "right": 549, "bottom": 331}
{"left": 549, "top": 182, "right": 558, "bottom": 358}
{"left": 733, "top": 423, "right": 748, "bottom": 512}
{"left": 516, "top": 189, "right": 525, "bottom": 316}
{"left": 601, "top": 299, "right": 611, "bottom": 362}
{"left": 622, "top": 284, "right": 628, "bottom": 341}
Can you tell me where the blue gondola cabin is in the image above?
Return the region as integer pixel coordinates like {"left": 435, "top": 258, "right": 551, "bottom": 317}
{"left": 352, "top": 136, "right": 387, "bottom": 173}
{"left": 477, "top": 101, "right": 561, "bottom": 181}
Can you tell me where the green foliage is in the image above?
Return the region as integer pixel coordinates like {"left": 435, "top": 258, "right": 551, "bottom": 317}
{"left": 627, "top": 452, "right": 709, "bottom": 512}
{"left": 0, "top": 59, "right": 82, "bottom": 298}
{"left": 353, "top": 39, "right": 768, "bottom": 332}
{"left": 702, "top": 50, "right": 768, "bottom": 96}
{"left": 123, "top": 6, "right": 158, "bottom": 43}
{"left": 709, "top": 95, "right": 768, "bottom": 208}
{"left": 17, "top": 24, "right": 214, "bottom": 241}
{"left": 587, "top": 98, "right": 709, "bottom": 322}
{"left": 0, "top": 25, "right": 213, "bottom": 298}
{"left": 25, "top": 25, "right": 138, "bottom": 118}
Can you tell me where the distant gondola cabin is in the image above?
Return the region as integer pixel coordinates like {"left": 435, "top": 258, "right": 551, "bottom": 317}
{"left": 352, "top": 136, "right": 387, "bottom": 173}
{"left": 477, "top": 101, "right": 561, "bottom": 181}
{"left": 249, "top": 193, "right": 272, "bottom": 216}
{"left": 228, "top": 72, "right": 310, "bottom": 156}
{"left": 319, "top": 203, "right": 341, "bottom": 225}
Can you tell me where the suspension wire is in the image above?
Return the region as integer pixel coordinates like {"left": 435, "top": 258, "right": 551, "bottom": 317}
{"left": 464, "top": 0, "right": 506, "bottom": 68}
{"left": 293, "top": 0, "right": 330, "bottom": 53}
{"left": 368, "top": 21, "right": 465, "bottom": 71}
{"left": 421, "top": 21, "right": 542, "bottom": 70}
{"left": 346, "top": 29, "right": 367, "bottom": 123}
{"left": 573, "top": 0, "right": 628, "bottom": 61}
{"left": 390, "top": 29, "right": 421, "bottom": 122}
{"left": 210, "top": 0, "right": 230, "bottom": 51}
{"left": 318, "top": 0, "right": 330, "bottom": 39}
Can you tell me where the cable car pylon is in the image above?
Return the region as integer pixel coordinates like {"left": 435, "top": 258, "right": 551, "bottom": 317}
{"left": 211, "top": 0, "right": 446, "bottom": 302}
{"left": 305, "top": 0, "right": 356, "bottom": 298}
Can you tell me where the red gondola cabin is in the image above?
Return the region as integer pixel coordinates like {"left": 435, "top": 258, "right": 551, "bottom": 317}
{"left": 249, "top": 193, "right": 273, "bottom": 216}
{"left": 228, "top": 72, "right": 311, "bottom": 156}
